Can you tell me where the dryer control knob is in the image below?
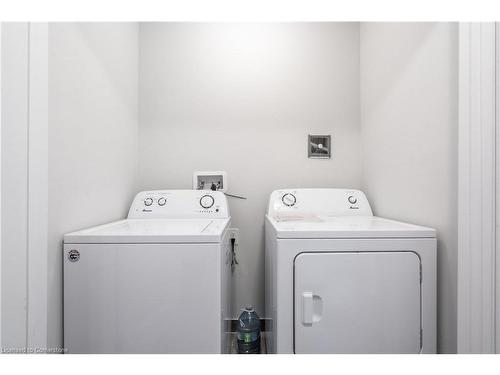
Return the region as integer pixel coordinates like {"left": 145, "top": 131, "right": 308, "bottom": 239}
{"left": 282, "top": 193, "right": 297, "bottom": 207}
{"left": 348, "top": 195, "right": 357, "bottom": 204}
{"left": 200, "top": 195, "right": 215, "bottom": 209}
{"left": 144, "top": 197, "right": 153, "bottom": 206}
{"left": 158, "top": 197, "right": 167, "bottom": 206}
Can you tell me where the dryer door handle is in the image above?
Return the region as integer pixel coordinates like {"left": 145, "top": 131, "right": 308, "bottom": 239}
{"left": 302, "top": 292, "right": 323, "bottom": 326}
{"left": 302, "top": 292, "right": 314, "bottom": 325}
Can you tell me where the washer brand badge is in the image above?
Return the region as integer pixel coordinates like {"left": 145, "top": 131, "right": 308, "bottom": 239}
{"left": 68, "top": 249, "right": 80, "bottom": 262}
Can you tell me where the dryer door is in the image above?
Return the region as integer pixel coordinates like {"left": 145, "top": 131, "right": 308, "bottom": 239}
{"left": 294, "top": 251, "right": 421, "bottom": 353}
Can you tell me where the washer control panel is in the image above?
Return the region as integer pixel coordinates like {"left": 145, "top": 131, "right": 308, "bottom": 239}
{"left": 267, "top": 188, "right": 373, "bottom": 218}
{"left": 128, "top": 190, "right": 230, "bottom": 219}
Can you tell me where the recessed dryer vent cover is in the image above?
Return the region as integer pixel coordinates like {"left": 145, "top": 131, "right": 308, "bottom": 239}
{"left": 308, "top": 135, "right": 331, "bottom": 159}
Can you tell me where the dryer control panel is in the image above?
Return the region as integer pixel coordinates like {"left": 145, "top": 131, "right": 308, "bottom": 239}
{"left": 267, "top": 188, "right": 373, "bottom": 218}
{"left": 128, "top": 190, "right": 230, "bottom": 219}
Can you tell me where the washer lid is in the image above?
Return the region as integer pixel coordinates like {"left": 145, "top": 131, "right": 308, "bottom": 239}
{"left": 64, "top": 218, "right": 230, "bottom": 244}
{"left": 268, "top": 216, "right": 435, "bottom": 239}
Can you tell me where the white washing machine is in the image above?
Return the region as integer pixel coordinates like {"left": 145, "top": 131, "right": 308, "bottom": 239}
{"left": 63, "top": 190, "right": 232, "bottom": 354}
{"left": 265, "top": 188, "right": 436, "bottom": 354}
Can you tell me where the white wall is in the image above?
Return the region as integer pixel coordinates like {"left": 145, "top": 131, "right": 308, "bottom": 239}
{"left": 360, "top": 23, "right": 458, "bottom": 353}
{"left": 138, "top": 23, "right": 362, "bottom": 316}
{"left": 47, "top": 23, "right": 139, "bottom": 348}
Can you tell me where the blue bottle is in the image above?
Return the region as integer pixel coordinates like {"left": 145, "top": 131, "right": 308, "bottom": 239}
{"left": 237, "top": 306, "right": 261, "bottom": 354}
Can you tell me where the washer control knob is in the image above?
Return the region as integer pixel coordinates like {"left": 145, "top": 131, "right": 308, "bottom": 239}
{"left": 200, "top": 195, "right": 215, "bottom": 209}
{"left": 158, "top": 197, "right": 167, "bottom": 206}
{"left": 144, "top": 197, "right": 153, "bottom": 206}
{"left": 282, "top": 193, "right": 297, "bottom": 207}
{"left": 348, "top": 195, "right": 357, "bottom": 204}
